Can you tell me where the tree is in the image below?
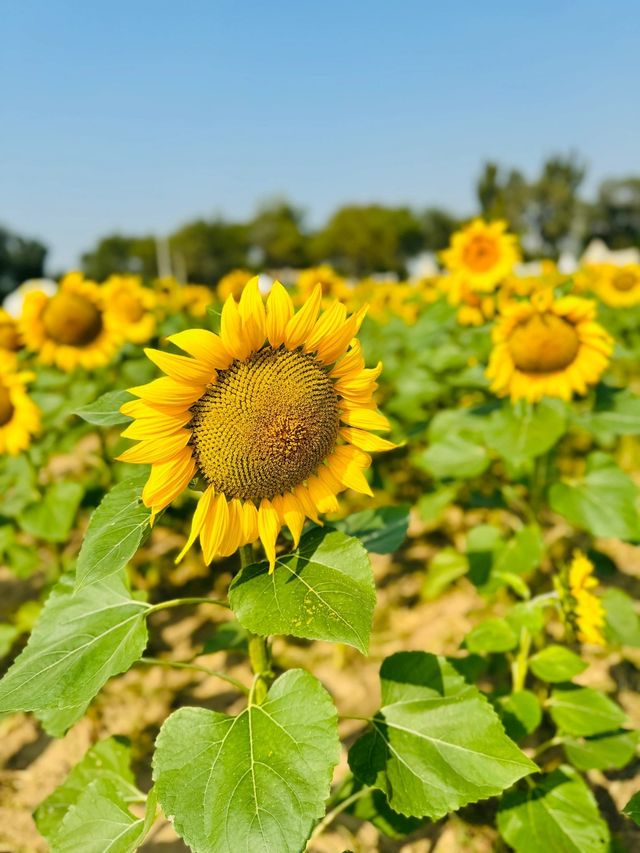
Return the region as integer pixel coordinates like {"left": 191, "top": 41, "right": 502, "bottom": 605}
{"left": 586, "top": 177, "right": 640, "bottom": 250}
{"left": 529, "top": 154, "right": 586, "bottom": 257}
{"left": 476, "top": 162, "right": 529, "bottom": 232}
{"left": 249, "top": 199, "right": 309, "bottom": 269}
{"left": 421, "top": 208, "right": 462, "bottom": 252}
{"left": 0, "top": 225, "right": 48, "bottom": 296}
{"left": 169, "top": 219, "right": 250, "bottom": 284}
{"left": 311, "top": 205, "right": 423, "bottom": 276}
{"left": 81, "top": 235, "right": 157, "bottom": 281}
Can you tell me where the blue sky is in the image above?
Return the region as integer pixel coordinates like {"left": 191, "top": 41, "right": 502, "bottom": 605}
{"left": 2, "top": 1, "right": 639, "bottom": 270}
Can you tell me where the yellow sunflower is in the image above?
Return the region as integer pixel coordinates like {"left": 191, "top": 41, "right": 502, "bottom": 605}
{"left": 217, "top": 269, "right": 254, "bottom": 301}
{"left": 442, "top": 277, "right": 496, "bottom": 326}
{"left": 297, "top": 266, "right": 348, "bottom": 302}
{"left": 179, "top": 284, "right": 214, "bottom": 318}
{"left": 118, "top": 278, "right": 393, "bottom": 570}
{"left": 593, "top": 263, "right": 640, "bottom": 307}
{"left": 19, "top": 273, "right": 122, "bottom": 372}
{"left": 103, "top": 275, "right": 156, "bottom": 344}
{"left": 0, "top": 357, "right": 41, "bottom": 455}
{"left": 486, "top": 289, "right": 612, "bottom": 402}
{"left": 440, "top": 219, "right": 520, "bottom": 292}
{"left": 0, "top": 309, "right": 22, "bottom": 355}
{"left": 567, "top": 551, "right": 605, "bottom": 645}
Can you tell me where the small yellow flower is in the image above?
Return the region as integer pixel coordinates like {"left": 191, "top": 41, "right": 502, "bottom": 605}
{"left": 103, "top": 275, "right": 156, "bottom": 344}
{"left": 486, "top": 289, "right": 613, "bottom": 402}
{"left": 297, "top": 266, "right": 348, "bottom": 303}
{"left": 593, "top": 263, "right": 640, "bottom": 307}
{"left": 179, "top": 284, "right": 214, "bottom": 318}
{"left": 0, "top": 310, "right": 22, "bottom": 355}
{"left": 567, "top": 551, "right": 606, "bottom": 645}
{"left": 217, "top": 269, "right": 254, "bottom": 301}
{"left": 0, "top": 356, "right": 40, "bottom": 455}
{"left": 440, "top": 219, "right": 520, "bottom": 292}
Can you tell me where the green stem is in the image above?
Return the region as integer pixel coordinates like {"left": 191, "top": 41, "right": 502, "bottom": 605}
{"left": 307, "top": 788, "right": 369, "bottom": 844}
{"left": 239, "top": 544, "right": 273, "bottom": 705}
{"left": 511, "top": 627, "right": 531, "bottom": 692}
{"left": 145, "top": 596, "right": 230, "bottom": 615}
{"left": 532, "top": 736, "right": 563, "bottom": 760}
{"left": 138, "top": 656, "right": 249, "bottom": 695}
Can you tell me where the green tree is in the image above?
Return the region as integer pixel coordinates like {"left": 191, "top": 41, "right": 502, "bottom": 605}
{"left": 0, "top": 225, "right": 48, "bottom": 296}
{"left": 586, "top": 177, "right": 640, "bottom": 250}
{"left": 169, "top": 219, "right": 250, "bottom": 284}
{"left": 421, "top": 208, "right": 461, "bottom": 252}
{"left": 530, "top": 154, "right": 586, "bottom": 257}
{"left": 476, "top": 162, "right": 529, "bottom": 232}
{"left": 81, "top": 235, "right": 157, "bottom": 281}
{"left": 249, "top": 199, "right": 309, "bottom": 268}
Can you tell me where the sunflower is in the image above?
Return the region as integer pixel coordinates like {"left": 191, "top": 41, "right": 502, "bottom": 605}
{"left": 441, "top": 277, "right": 495, "bottom": 326}
{"left": 593, "top": 263, "right": 640, "bottom": 307}
{"left": 217, "top": 269, "right": 254, "bottom": 301}
{"left": 0, "top": 357, "right": 40, "bottom": 455}
{"left": 103, "top": 275, "right": 156, "bottom": 344}
{"left": 179, "top": 284, "right": 214, "bottom": 318}
{"left": 19, "top": 273, "right": 122, "bottom": 372}
{"left": 440, "top": 219, "right": 520, "bottom": 292}
{"left": 0, "top": 310, "right": 22, "bottom": 355}
{"left": 118, "top": 278, "right": 393, "bottom": 570}
{"left": 297, "top": 266, "right": 348, "bottom": 302}
{"left": 566, "top": 551, "right": 605, "bottom": 645}
{"left": 486, "top": 289, "right": 612, "bottom": 402}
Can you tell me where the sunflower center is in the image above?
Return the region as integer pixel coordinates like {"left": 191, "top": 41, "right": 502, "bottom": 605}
{"left": 612, "top": 271, "right": 638, "bottom": 292}
{"left": 0, "top": 321, "right": 20, "bottom": 351}
{"left": 508, "top": 312, "right": 580, "bottom": 373}
{"left": 189, "top": 346, "right": 340, "bottom": 501}
{"left": 42, "top": 292, "right": 103, "bottom": 346}
{"left": 0, "top": 387, "right": 14, "bottom": 426}
{"left": 462, "top": 236, "right": 499, "bottom": 272}
{"left": 112, "top": 290, "right": 145, "bottom": 322}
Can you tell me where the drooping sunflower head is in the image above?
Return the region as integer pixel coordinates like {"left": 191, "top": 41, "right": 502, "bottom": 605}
{"left": 563, "top": 551, "right": 606, "bottom": 646}
{"left": 0, "top": 309, "right": 22, "bottom": 354}
{"left": 19, "top": 273, "right": 123, "bottom": 372}
{"left": 103, "top": 275, "right": 157, "bottom": 344}
{"left": 486, "top": 289, "right": 613, "bottom": 402}
{"left": 0, "top": 356, "right": 41, "bottom": 455}
{"left": 118, "top": 277, "right": 393, "bottom": 570}
{"left": 440, "top": 219, "right": 520, "bottom": 292}
{"left": 594, "top": 263, "right": 640, "bottom": 307}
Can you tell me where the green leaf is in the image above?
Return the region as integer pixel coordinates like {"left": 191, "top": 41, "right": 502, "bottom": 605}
{"left": 0, "top": 454, "right": 39, "bottom": 518}
{"left": 574, "top": 387, "right": 640, "bottom": 444}
{"left": 548, "top": 685, "right": 627, "bottom": 736}
{"left": 505, "top": 601, "right": 546, "bottom": 636}
{"left": 0, "top": 573, "right": 148, "bottom": 736}
{"left": 564, "top": 730, "right": 638, "bottom": 770}
{"left": 349, "top": 786, "right": 426, "bottom": 839}
{"left": 74, "top": 389, "right": 134, "bottom": 426}
{"left": 331, "top": 505, "right": 409, "bottom": 554}
{"left": 497, "top": 690, "right": 542, "bottom": 741}
{"left": 202, "top": 619, "right": 248, "bottom": 654}
{"left": 421, "top": 548, "right": 468, "bottom": 600}
{"left": 416, "top": 485, "right": 458, "bottom": 524}
{"left": 18, "top": 481, "right": 84, "bottom": 543}
{"left": 623, "top": 791, "right": 640, "bottom": 826}
{"left": 529, "top": 646, "right": 588, "bottom": 683}
{"left": 602, "top": 588, "right": 640, "bottom": 647}
{"left": 493, "top": 526, "right": 544, "bottom": 577}
{"left": 464, "top": 618, "right": 518, "bottom": 654}
{"left": 75, "top": 472, "right": 151, "bottom": 590}
{"left": 418, "top": 434, "right": 489, "bottom": 480}
{"left": 549, "top": 453, "right": 640, "bottom": 540}
{"left": 348, "top": 652, "right": 536, "bottom": 819}
{"left": 153, "top": 669, "right": 340, "bottom": 853}
{"left": 229, "top": 529, "right": 375, "bottom": 654}
{"left": 0, "top": 624, "right": 18, "bottom": 658}
{"left": 486, "top": 400, "right": 567, "bottom": 467}
{"left": 35, "top": 738, "right": 141, "bottom": 841}
{"left": 498, "top": 766, "right": 610, "bottom": 852}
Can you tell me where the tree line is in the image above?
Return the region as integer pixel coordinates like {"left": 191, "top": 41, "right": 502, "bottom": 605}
{"left": 3, "top": 154, "right": 640, "bottom": 290}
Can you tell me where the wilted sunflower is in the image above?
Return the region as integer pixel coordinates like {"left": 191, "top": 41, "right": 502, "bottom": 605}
{"left": 593, "top": 263, "right": 640, "bottom": 307}
{"left": 0, "top": 310, "right": 22, "bottom": 355}
{"left": 563, "top": 551, "right": 606, "bottom": 645}
{"left": 20, "top": 273, "right": 122, "bottom": 371}
{"left": 119, "top": 278, "right": 393, "bottom": 569}
{"left": 0, "top": 357, "right": 40, "bottom": 454}
{"left": 440, "top": 219, "right": 520, "bottom": 292}
{"left": 104, "top": 275, "right": 156, "bottom": 344}
{"left": 486, "top": 289, "right": 612, "bottom": 402}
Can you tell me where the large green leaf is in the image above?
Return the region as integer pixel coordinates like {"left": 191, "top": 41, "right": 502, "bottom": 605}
{"left": 330, "top": 505, "right": 410, "bottom": 554}
{"left": 348, "top": 652, "right": 536, "bottom": 819}
{"left": 417, "top": 434, "right": 489, "bottom": 480}
{"left": 485, "top": 400, "right": 567, "bottom": 467}
{"left": 549, "top": 453, "right": 640, "bottom": 540}
{"left": 229, "top": 529, "right": 375, "bottom": 654}
{"left": 529, "top": 645, "right": 588, "bottom": 683}
{"left": 623, "top": 791, "right": 640, "bottom": 827}
{"left": 563, "top": 730, "right": 638, "bottom": 770}
{"left": 603, "top": 588, "right": 640, "bottom": 647}
{"left": 153, "top": 669, "right": 340, "bottom": 853}
{"left": 18, "top": 481, "right": 84, "bottom": 543}
{"left": 0, "top": 573, "right": 148, "bottom": 735}
{"left": 548, "top": 685, "right": 627, "bottom": 736}
{"left": 574, "top": 387, "right": 640, "bottom": 444}
{"left": 74, "top": 389, "right": 134, "bottom": 426}
{"left": 498, "top": 766, "right": 609, "bottom": 852}
{"left": 75, "top": 472, "right": 151, "bottom": 590}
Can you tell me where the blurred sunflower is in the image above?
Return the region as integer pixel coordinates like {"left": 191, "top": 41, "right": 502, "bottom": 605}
{"left": 0, "top": 310, "right": 22, "bottom": 355}
{"left": 440, "top": 219, "right": 520, "bottom": 292}
{"left": 217, "top": 269, "right": 254, "bottom": 301}
{"left": 179, "top": 284, "right": 214, "bottom": 318}
{"left": 486, "top": 289, "right": 612, "bottom": 402}
{"left": 564, "top": 551, "right": 605, "bottom": 645}
{"left": 20, "top": 273, "right": 122, "bottom": 372}
{"left": 119, "top": 278, "right": 393, "bottom": 569}
{"left": 297, "top": 266, "right": 348, "bottom": 302}
{"left": 442, "top": 277, "right": 495, "bottom": 326}
{"left": 594, "top": 263, "right": 640, "bottom": 307}
{"left": 0, "top": 357, "right": 40, "bottom": 454}
{"left": 104, "top": 275, "right": 156, "bottom": 344}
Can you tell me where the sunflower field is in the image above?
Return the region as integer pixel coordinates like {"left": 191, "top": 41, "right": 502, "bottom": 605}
{"left": 1, "top": 219, "right": 640, "bottom": 853}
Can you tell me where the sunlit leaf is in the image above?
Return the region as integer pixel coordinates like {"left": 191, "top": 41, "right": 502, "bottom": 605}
{"left": 74, "top": 389, "right": 134, "bottom": 426}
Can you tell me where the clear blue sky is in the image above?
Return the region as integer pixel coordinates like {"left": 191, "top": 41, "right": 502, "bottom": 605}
{"left": 2, "top": 0, "right": 639, "bottom": 270}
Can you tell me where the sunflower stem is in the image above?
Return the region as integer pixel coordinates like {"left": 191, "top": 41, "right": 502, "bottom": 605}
{"left": 239, "top": 543, "right": 273, "bottom": 704}
{"left": 146, "top": 596, "right": 230, "bottom": 614}
{"left": 138, "top": 656, "right": 249, "bottom": 695}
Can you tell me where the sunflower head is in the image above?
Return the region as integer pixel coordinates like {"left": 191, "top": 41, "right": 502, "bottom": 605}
{"left": 0, "top": 357, "right": 40, "bottom": 455}
{"left": 19, "top": 273, "right": 122, "bottom": 372}
{"left": 0, "top": 310, "right": 22, "bottom": 354}
{"left": 440, "top": 219, "right": 520, "bottom": 292}
{"left": 217, "top": 269, "right": 254, "bottom": 301}
{"left": 297, "top": 266, "right": 348, "bottom": 302}
{"left": 104, "top": 275, "right": 156, "bottom": 344}
{"left": 561, "top": 551, "right": 606, "bottom": 645}
{"left": 118, "top": 277, "right": 393, "bottom": 570}
{"left": 594, "top": 263, "right": 640, "bottom": 307}
{"left": 486, "top": 289, "right": 613, "bottom": 402}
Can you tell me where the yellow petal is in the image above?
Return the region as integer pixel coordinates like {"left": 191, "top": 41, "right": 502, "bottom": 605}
{"left": 330, "top": 341, "right": 364, "bottom": 378}
{"left": 167, "top": 329, "right": 232, "bottom": 370}
{"left": 218, "top": 498, "right": 244, "bottom": 557}
{"left": 340, "top": 427, "right": 396, "bottom": 452}
{"left": 117, "top": 431, "right": 191, "bottom": 464}
{"left": 201, "top": 493, "right": 230, "bottom": 564}
{"left": 327, "top": 445, "right": 373, "bottom": 496}
{"left": 266, "top": 281, "right": 294, "bottom": 346}
{"left": 129, "top": 377, "right": 203, "bottom": 408}
{"left": 176, "top": 485, "right": 215, "bottom": 563}
{"left": 275, "top": 492, "right": 305, "bottom": 548}
{"left": 339, "top": 406, "right": 390, "bottom": 432}
{"left": 304, "top": 302, "right": 347, "bottom": 353}
{"left": 144, "top": 348, "right": 214, "bottom": 385}
{"left": 258, "top": 499, "right": 280, "bottom": 572}
{"left": 284, "top": 284, "right": 322, "bottom": 349}
{"left": 241, "top": 500, "right": 259, "bottom": 543}
{"left": 221, "top": 295, "right": 252, "bottom": 360}
{"left": 306, "top": 474, "right": 339, "bottom": 514}
{"left": 238, "top": 276, "right": 266, "bottom": 352}
{"left": 121, "top": 410, "right": 191, "bottom": 440}
{"left": 293, "top": 483, "right": 322, "bottom": 524}
{"left": 142, "top": 449, "right": 196, "bottom": 512}
{"left": 316, "top": 305, "right": 368, "bottom": 365}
